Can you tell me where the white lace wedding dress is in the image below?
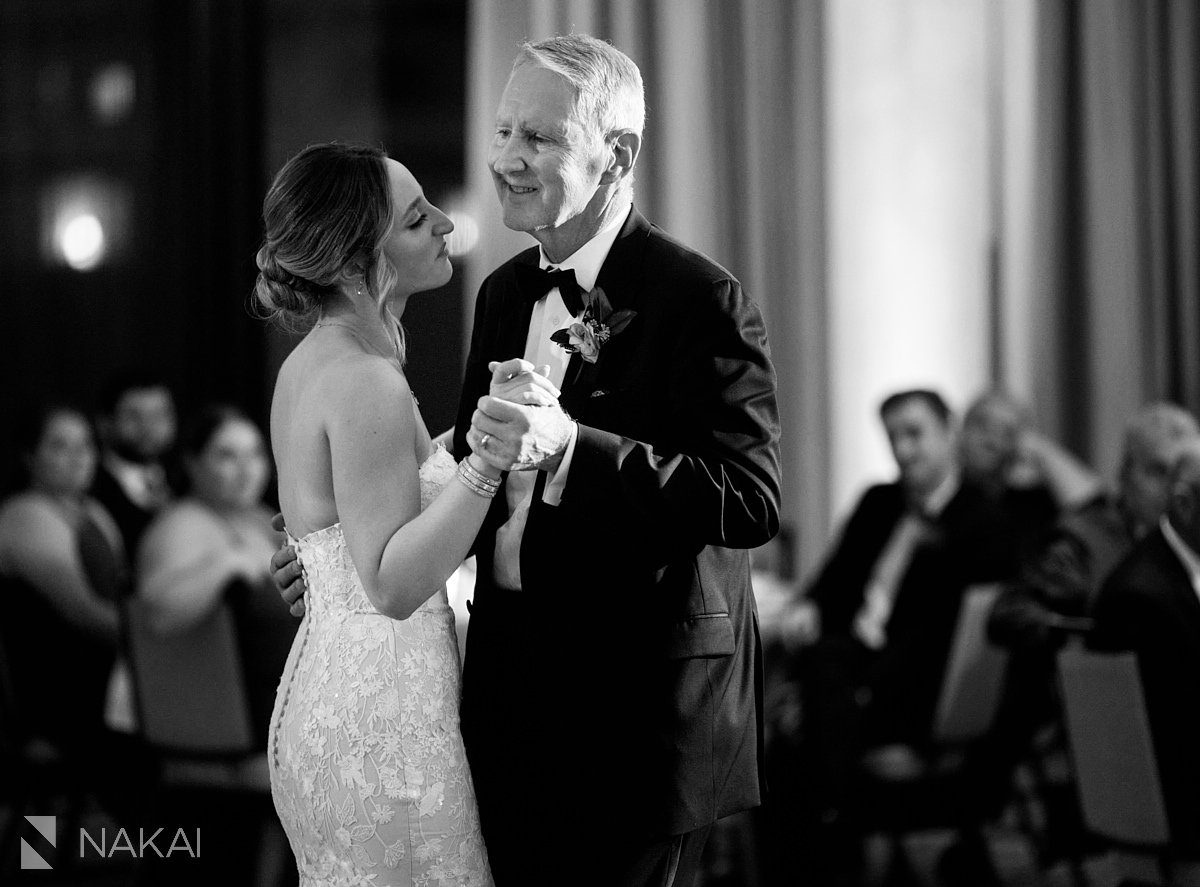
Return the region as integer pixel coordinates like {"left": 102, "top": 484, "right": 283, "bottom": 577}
{"left": 269, "top": 445, "right": 493, "bottom": 887}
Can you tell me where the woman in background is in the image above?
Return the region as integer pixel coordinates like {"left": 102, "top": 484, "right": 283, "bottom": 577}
{"left": 137, "top": 404, "right": 278, "bottom": 631}
{"left": 136, "top": 403, "right": 292, "bottom": 746}
{"left": 0, "top": 404, "right": 126, "bottom": 754}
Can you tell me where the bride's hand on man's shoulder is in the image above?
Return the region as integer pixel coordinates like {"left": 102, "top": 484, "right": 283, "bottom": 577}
{"left": 487, "top": 358, "right": 560, "bottom": 407}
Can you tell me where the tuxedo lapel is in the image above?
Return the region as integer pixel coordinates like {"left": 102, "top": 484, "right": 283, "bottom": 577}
{"left": 592, "top": 207, "right": 650, "bottom": 314}
{"left": 1155, "top": 531, "right": 1200, "bottom": 627}
{"left": 559, "top": 208, "right": 651, "bottom": 414}
{"left": 559, "top": 353, "right": 599, "bottom": 413}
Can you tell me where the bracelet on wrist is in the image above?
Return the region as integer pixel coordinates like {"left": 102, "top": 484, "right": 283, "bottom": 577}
{"left": 457, "top": 459, "right": 500, "bottom": 499}
{"left": 461, "top": 456, "right": 501, "bottom": 487}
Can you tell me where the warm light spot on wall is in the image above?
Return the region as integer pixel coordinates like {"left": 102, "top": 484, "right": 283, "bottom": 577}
{"left": 40, "top": 176, "right": 132, "bottom": 272}
{"left": 60, "top": 213, "right": 106, "bottom": 270}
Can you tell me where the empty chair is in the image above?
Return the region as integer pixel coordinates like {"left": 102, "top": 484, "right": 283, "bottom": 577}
{"left": 932, "top": 583, "right": 1009, "bottom": 743}
{"left": 123, "top": 592, "right": 265, "bottom": 789}
{"left": 1057, "top": 647, "right": 1198, "bottom": 886}
{"left": 122, "top": 590, "right": 291, "bottom": 886}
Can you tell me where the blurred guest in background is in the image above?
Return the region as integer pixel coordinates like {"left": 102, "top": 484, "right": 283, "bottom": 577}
{"left": 990, "top": 402, "right": 1199, "bottom": 651}
{"left": 0, "top": 404, "right": 127, "bottom": 763}
{"left": 779, "top": 389, "right": 1016, "bottom": 875}
{"left": 1089, "top": 435, "right": 1200, "bottom": 859}
{"left": 92, "top": 369, "right": 179, "bottom": 556}
{"left": 136, "top": 404, "right": 290, "bottom": 747}
{"left": 958, "top": 403, "right": 1200, "bottom": 872}
{"left": 960, "top": 391, "right": 1102, "bottom": 563}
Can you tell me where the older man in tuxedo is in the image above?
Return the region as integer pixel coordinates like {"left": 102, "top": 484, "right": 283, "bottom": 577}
{"left": 456, "top": 35, "right": 781, "bottom": 886}
{"left": 1090, "top": 436, "right": 1200, "bottom": 858}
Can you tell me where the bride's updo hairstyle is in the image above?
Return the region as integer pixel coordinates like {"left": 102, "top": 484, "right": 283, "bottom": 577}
{"left": 254, "top": 142, "right": 404, "bottom": 361}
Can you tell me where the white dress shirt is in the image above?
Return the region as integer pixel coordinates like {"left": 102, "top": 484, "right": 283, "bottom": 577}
{"left": 492, "top": 206, "right": 631, "bottom": 592}
{"left": 1160, "top": 515, "right": 1200, "bottom": 605}
{"left": 103, "top": 453, "right": 171, "bottom": 511}
{"left": 852, "top": 469, "right": 960, "bottom": 649}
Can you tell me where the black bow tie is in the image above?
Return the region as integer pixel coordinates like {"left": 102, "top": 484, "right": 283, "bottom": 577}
{"left": 514, "top": 263, "right": 585, "bottom": 315}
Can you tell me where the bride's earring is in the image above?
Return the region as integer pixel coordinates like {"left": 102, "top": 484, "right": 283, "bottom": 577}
{"left": 355, "top": 281, "right": 365, "bottom": 298}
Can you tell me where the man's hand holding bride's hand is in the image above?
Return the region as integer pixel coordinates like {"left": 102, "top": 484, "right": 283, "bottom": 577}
{"left": 270, "top": 512, "right": 307, "bottom": 618}
{"left": 487, "top": 359, "right": 559, "bottom": 406}
{"left": 470, "top": 358, "right": 575, "bottom": 473}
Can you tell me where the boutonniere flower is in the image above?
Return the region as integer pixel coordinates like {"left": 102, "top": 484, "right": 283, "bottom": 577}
{"left": 550, "top": 286, "right": 636, "bottom": 364}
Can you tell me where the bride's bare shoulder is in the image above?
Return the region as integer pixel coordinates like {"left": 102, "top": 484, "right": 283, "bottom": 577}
{"left": 283, "top": 342, "right": 410, "bottom": 414}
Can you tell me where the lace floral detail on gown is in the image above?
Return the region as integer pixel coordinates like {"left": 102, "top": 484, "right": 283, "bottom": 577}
{"left": 269, "top": 445, "right": 492, "bottom": 886}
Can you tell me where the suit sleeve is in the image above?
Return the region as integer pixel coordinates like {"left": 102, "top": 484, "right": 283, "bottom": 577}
{"left": 802, "top": 491, "right": 877, "bottom": 633}
{"left": 553, "top": 278, "right": 781, "bottom": 556}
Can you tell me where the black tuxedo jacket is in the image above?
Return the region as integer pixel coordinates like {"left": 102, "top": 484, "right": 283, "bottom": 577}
{"left": 805, "top": 481, "right": 1016, "bottom": 741}
{"left": 1090, "top": 527, "right": 1200, "bottom": 853}
{"left": 90, "top": 463, "right": 158, "bottom": 562}
{"left": 452, "top": 208, "right": 781, "bottom": 843}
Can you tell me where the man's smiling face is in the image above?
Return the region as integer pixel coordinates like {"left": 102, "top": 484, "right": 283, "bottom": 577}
{"left": 488, "top": 62, "right": 608, "bottom": 256}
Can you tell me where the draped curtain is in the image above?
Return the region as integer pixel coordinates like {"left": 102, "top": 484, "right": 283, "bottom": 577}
{"left": 1008, "top": 0, "right": 1200, "bottom": 477}
{"left": 1068, "top": 0, "right": 1200, "bottom": 475}
{"left": 464, "top": 0, "right": 828, "bottom": 578}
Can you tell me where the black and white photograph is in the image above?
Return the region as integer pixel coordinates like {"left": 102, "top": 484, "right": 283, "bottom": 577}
{"left": 1, "top": 1, "right": 1198, "bottom": 885}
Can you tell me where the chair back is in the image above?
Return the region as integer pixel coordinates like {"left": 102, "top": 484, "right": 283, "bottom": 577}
{"left": 932, "top": 583, "right": 1009, "bottom": 743}
{"left": 124, "top": 596, "right": 255, "bottom": 756}
{"left": 1057, "top": 647, "right": 1170, "bottom": 846}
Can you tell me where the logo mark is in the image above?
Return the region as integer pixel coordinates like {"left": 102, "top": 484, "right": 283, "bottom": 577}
{"left": 21, "top": 816, "right": 56, "bottom": 869}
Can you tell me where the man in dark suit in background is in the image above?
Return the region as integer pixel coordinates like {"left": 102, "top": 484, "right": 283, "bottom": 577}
{"left": 778, "top": 389, "right": 1016, "bottom": 878}
{"left": 91, "top": 370, "right": 178, "bottom": 558}
{"left": 1090, "top": 436, "right": 1200, "bottom": 858}
{"left": 456, "top": 35, "right": 781, "bottom": 886}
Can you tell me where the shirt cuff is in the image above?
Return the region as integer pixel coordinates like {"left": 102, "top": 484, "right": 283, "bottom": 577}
{"left": 541, "top": 422, "right": 579, "bottom": 506}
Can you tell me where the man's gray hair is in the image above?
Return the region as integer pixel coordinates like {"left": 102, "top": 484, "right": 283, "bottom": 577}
{"left": 1169, "top": 436, "right": 1200, "bottom": 488}
{"left": 1124, "top": 402, "right": 1200, "bottom": 462}
{"left": 514, "top": 34, "right": 646, "bottom": 143}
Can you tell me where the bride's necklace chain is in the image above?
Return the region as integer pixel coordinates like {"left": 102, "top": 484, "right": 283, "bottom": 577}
{"left": 314, "top": 318, "right": 398, "bottom": 362}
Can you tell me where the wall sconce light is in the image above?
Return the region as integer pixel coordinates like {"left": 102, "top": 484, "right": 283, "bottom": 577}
{"left": 59, "top": 212, "right": 106, "bottom": 271}
{"left": 40, "top": 175, "right": 132, "bottom": 272}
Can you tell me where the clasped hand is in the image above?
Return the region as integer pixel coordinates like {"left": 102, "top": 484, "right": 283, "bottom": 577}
{"left": 271, "top": 358, "right": 574, "bottom": 617}
{"left": 467, "top": 358, "right": 575, "bottom": 474}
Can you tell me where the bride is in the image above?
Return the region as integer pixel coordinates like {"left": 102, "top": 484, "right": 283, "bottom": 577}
{"left": 254, "top": 143, "right": 552, "bottom": 886}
